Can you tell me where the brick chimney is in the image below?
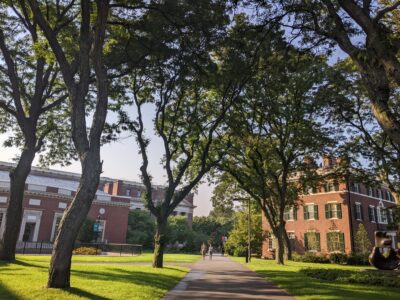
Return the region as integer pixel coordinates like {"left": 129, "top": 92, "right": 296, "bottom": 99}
{"left": 103, "top": 182, "right": 113, "bottom": 195}
{"left": 112, "top": 180, "right": 123, "bottom": 196}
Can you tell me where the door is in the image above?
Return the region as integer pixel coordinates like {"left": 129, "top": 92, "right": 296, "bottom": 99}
{"left": 22, "top": 222, "right": 36, "bottom": 242}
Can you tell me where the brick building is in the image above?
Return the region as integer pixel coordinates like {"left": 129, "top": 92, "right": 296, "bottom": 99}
{"left": 262, "top": 157, "right": 398, "bottom": 258}
{"left": 101, "top": 179, "right": 195, "bottom": 226}
{"left": 0, "top": 162, "right": 130, "bottom": 244}
{"left": 0, "top": 161, "right": 196, "bottom": 244}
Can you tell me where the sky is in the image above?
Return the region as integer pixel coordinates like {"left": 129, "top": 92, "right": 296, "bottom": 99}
{"left": 0, "top": 107, "right": 215, "bottom": 217}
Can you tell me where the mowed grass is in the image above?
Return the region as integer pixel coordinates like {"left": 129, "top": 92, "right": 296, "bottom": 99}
{"left": 17, "top": 253, "right": 200, "bottom": 264}
{"left": 232, "top": 257, "right": 400, "bottom": 300}
{"left": 0, "top": 256, "right": 189, "bottom": 300}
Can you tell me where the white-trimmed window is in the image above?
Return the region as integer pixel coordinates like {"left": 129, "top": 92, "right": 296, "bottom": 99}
{"left": 388, "top": 209, "right": 394, "bottom": 224}
{"left": 29, "top": 199, "right": 41, "bottom": 206}
{"left": 51, "top": 213, "right": 63, "bottom": 241}
{"left": 304, "top": 231, "right": 321, "bottom": 252}
{"left": 0, "top": 208, "right": 6, "bottom": 238}
{"left": 28, "top": 184, "right": 47, "bottom": 192}
{"left": 354, "top": 203, "right": 363, "bottom": 220}
{"left": 378, "top": 190, "right": 382, "bottom": 199}
{"left": 284, "top": 207, "right": 297, "bottom": 221}
{"left": 368, "top": 205, "right": 376, "bottom": 223}
{"left": 327, "top": 231, "right": 345, "bottom": 253}
{"left": 387, "top": 191, "right": 393, "bottom": 202}
{"left": 0, "top": 196, "right": 7, "bottom": 203}
{"left": 325, "top": 203, "right": 342, "bottom": 219}
{"left": 126, "top": 189, "right": 131, "bottom": 196}
{"left": 368, "top": 187, "right": 373, "bottom": 197}
{"left": 351, "top": 183, "right": 360, "bottom": 193}
{"left": 303, "top": 204, "right": 319, "bottom": 220}
{"left": 377, "top": 206, "right": 388, "bottom": 224}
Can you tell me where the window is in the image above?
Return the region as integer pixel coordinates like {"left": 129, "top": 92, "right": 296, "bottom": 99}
{"left": 51, "top": 215, "right": 62, "bottom": 241}
{"left": 388, "top": 209, "right": 394, "bottom": 224}
{"left": 136, "top": 191, "right": 141, "bottom": 197}
{"left": 288, "top": 232, "right": 296, "bottom": 251}
{"left": 0, "top": 211, "right": 5, "bottom": 238}
{"left": 387, "top": 191, "right": 393, "bottom": 202}
{"left": 351, "top": 183, "right": 360, "bottom": 193}
{"left": 325, "top": 203, "right": 342, "bottom": 219}
{"left": 180, "top": 212, "right": 186, "bottom": 216}
{"left": 378, "top": 190, "right": 382, "bottom": 199}
{"left": 327, "top": 232, "right": 345, "bottom": 253}
{"left": 303, "top": 204, "right": 318, "bottom": 220}
{"left": 284, "top": 207, "right": 297, "bottom": 221}
{"left": 368, "top": 206, "right": 376, "bottom": 222}
{"left": 377, "top": 206, "right": 388, "bottom": 224}
{"left": 304, "top": 232, "right": 321, "bottom": 251}
{"left": 354, "top": 203, "right": 363, "bottom": 220}
{"left": 126, "top": 189, "right": 131, "bottom": 196}
{"left": 368, "top": 187, "right": 373, "bottom": 197}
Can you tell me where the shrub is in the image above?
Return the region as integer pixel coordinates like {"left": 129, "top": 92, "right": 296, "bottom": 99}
{"left": 329, "top": 253, "right": 348, "bottom": 264}
{"left": 73, "top": 247, "right": 100, "bottom": 255}
{"left": 292, "top": 252, "right": 330, "bottom": 263}
{"left": 300, "top": 268, "right": 400, "bottom": 288}
{"left": 346, "top": 253, "right": 370, "bottom": 265}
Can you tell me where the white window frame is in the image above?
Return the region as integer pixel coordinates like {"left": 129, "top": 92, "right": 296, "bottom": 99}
{"left": 355, "top": 202, "right": 363, "bottom": 221}
{"left": 18, "top": 210, "right": 42, "bottom": 242}
{"left": 368, "top": 187, "right": 373, "bottom": 197}
{"left": 50, "top": 213, "right": 64, "bottom": 241}
{"left": 0, "top": 208, "right": 6, "bottom": 239}
{"left": 284, "top": 207, "right": 295, "bottom": 221}
{"left": 304, "top": 204, "right": 316, "bottom": 220}
{"left": 369, "top": 205, "right": 376, "bottom": 223}
{"left": 377, "top": 206, "right": 388, "bottom": 224}
{"left": 326, "top": 201, "right": 340, "bottom": 219}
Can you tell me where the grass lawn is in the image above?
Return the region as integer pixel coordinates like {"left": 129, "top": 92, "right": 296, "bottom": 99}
{"left": 232, "top": 257, "right": 400, "bottom": 300}
{"left": 0, "top": 256, "right": 189, "bottom": 300}
{"left": 16, "top": 253, "right": 200, "bottom": 264}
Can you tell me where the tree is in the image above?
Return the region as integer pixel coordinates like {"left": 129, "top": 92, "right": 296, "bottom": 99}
{"left": 219, "top": 38, "right": 333, "bottom": 264}
{"left": 126, "top": 210, "right": 155, "bottom": 249}
{"left": 0, "top": 1, "right": 71, "bottom": 260}
{"left": 354, "top": 224, "right": 373, "bottom": 254}
{"left": 272, "top": 0, "right": 400, "bottom": 203}
{"left": 28, "top": 0, "right": 111, "bottom": 288}
{"left": 116, "top": 7, "right": 260, "bottom": 268}
{"left": 224, "top": 209, "right": 264, "bottom": 257}
{"left": 76, "top": 219, "right": 96, "bottom": 243}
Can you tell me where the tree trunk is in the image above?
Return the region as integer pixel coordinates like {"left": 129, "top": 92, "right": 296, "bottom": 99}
{"left": 153, "top": 218, "right": 167, "bottom": 268}
{"left": 283, "top": 229, "right": 293, "bottom": 260}
{"left": 0, "top": 147, "right": 36, "bottom": 260}
{"left": 275, "top": 223, "right": 285, "bottom": 265}
{"left": 47, "top": 152, "right": 101, "bottom": 288}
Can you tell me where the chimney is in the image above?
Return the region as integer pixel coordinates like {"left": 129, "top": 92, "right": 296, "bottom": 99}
{"left": 103, "top": 182, "right": 113, "bottom": 195}
{"left": 112, "top": 180, "right": 123, "bottom": 196}
{"left": 322, "top": 155, "right": 336, "bottom": 167}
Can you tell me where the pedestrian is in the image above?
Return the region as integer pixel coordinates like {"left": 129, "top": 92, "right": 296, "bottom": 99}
{"left": 209, "top": 244, "right": 214, "bottom": 261}
{"left": 221, "top": 244, "right": 225, "bottom": 257}
{"left": 201, "top": 242, "right": 208, "bottom": 260}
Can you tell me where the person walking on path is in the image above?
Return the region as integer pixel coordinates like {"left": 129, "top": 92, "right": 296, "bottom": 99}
{"left": 201, "top": 243, "right": 208, "bottom": 261}
{"left": 208, "top": 244, "right": 214, "bottom": 261}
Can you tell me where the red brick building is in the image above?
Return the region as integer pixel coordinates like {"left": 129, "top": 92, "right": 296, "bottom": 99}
{"left": 262, "top": 157, "right": 398, "bottom": 258}
{"left": 0, "top": 162, "right": 131, "bottom": 244}
{"left": 101, "top": 179, "right": 195, "bottom": 226}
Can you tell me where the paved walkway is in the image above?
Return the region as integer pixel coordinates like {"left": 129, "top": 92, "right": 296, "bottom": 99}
{"left": 163, "top": 254, "right": 294, "bottom": 300}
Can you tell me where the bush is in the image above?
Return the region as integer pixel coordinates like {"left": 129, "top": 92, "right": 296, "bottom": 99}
{"left": 329, "top": 253, "right": 348, "bottom": 264}
{"left": 300, "top": 268, "right": 400, "bottom": 288}
{"left": 346, "top": 253, "right": 370, "bottom": 265}
{"left": 73, "top": 247, "right": 100, "bottom": 255}
{"left": 292, "top": 252, "right": 330, "bottom": 263}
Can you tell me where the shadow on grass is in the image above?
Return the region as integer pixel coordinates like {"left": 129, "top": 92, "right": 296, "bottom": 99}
{"left": 0, "top": 281, "right": 19, "bottom": 300}
{"left": 255, "top": 268, "right": 400, "bottom": 300}
{"left": 63, "top": 287, "right": 111, "bottom": 300}
{"left": 71, "top": 266, "right": 186, "bottom": 290}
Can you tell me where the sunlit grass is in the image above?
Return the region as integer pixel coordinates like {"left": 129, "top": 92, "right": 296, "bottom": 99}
{"left": 232, "top": 257, "right": 400, "bottom": 300}
{"left": 0, "top": 257, "right": 189, "bottom": 300}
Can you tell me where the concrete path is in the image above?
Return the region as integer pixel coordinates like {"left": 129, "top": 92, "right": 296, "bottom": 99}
{"left": 163, "top": 254, "right": 294, "bottom": 300}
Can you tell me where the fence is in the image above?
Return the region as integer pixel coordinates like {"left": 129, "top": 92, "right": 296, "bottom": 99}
{"left": 15, "top": 241, "right": 142, "bottom": 256}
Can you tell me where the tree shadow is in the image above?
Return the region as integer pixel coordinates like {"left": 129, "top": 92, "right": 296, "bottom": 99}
{"left": 0, "top": 281, "right": 19, "bottom": 300}
{"left": 62, "top": 287, "right": 111, "bottom": 300}
{"left": 71, "top": 266, "right": 186, "bottom": 290}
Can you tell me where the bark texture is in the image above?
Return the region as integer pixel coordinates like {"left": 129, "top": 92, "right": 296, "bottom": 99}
{"left": 152, "top": 219, "right": 167, "bottom": 268}
{"left": 0, "top": 146, "right": 35, "bottom": 260}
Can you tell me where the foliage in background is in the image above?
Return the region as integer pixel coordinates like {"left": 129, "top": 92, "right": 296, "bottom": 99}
{"left": 76, "top": 219, "right": 96, "bottom": 243}
{"left": 224, "top": 207, "right": 264, "bottom": 257}
{"left": 126, "top": 210, "right": 155, "bottom": 249}
{"left": 354, "top": 224, "right": 373, "bottom": 255}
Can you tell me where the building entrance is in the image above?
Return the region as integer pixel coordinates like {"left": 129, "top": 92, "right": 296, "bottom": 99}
{"left": 22, "top": 222, "right": 36, "bottom": 242}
